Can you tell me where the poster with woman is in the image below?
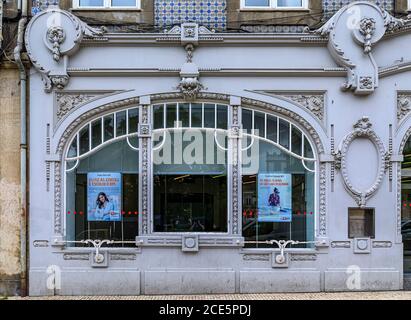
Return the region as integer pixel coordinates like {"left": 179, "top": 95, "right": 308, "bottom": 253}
{"left": 87, "top": 172, "right": 122, "bottom": 221}
{"left": 257, "top": 173, "right": 292, "bottom": 222}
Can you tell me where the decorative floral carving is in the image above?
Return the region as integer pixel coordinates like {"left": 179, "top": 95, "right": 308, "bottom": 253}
{"left": 140, "top": 105, "right": 150, "bottom": 235}
{"left": 56, "top": 93, "right": 98, "bottom": 121}
{"left": 383, "top": 11, "right": 406, "bottom": 34}
{"left": 47, "top": 26, "right": 66, "bottom": 61}
{"left": 25, "top": 8, "right": 106, "bottom": 93}
{"left": 335, "top": 117, "right": 387, "bottom": 208}
{"left": 50, "top": 75, "right": 69, "bottom": 90}
{"left": 331, "top": 241, "right": 351, "bottom": 248}
{"left": 54, "top": 161, "right": 62, "bottom": 235}
{"left": 359, "top": 18, "right": 376, "bottom": 54}
{"left": 397, "top": 94, "right": 411, "bottom": 122}
{"left": 231, "top": 106, "right": 240, "bottom": 234}
{"left": 359, "top": 76, "right": 373, "bottom": 90}
{"left": 372, "top": 241, "right": 392, "bottom": 248}
{"left": 110, "top": 253, "right": 137, "bottom": 260}
{"left": 319, "top": 163, "right": 327, "bottom": 236}
{"left": 290, "top": 254, "right": 317, "bottom": 261}
{"left": 243, "top": 254, "right": 270, "bottom": 261}
{"left": 183, "top": 26, "right": 196, "bottom": 38}
{"left": 63, "top": 253, "right": 90, "bottom": 260}
{"left": 33, "top": 240, "right": 49, "bottom": 247}
{"left": 177, "top": 77, "right": 204, "bottom": 100}
{"left": 283, "top": 94, "right": 324, "bottom": 121}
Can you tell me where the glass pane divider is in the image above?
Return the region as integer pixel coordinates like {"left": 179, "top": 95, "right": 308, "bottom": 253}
{"left": 176, "top": 103, "right": 180, "bottom": 128}
{"left": 113, "top": 112, "right": 117, "bottom": 139}
{"left": 88, "top": 122, "right": 92, "bottom": 153}
{"left": 201, "top": 103, "right": 205, "bottom": 128}
{"left": 126, "top": 109, "right": 129, "bottom": 135}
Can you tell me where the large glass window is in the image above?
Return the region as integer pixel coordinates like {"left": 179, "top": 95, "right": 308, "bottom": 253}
{"left": 152, "top": 103, "right": 229, "bottom": 233}
{"left": 241, "top": 108, "right": 316, "bottom": 248}
{"left": 65, "top": 108, "right": 139, "bottom": 247}
{"left": 402, "top": 136, "right": 411, "bottom": 273}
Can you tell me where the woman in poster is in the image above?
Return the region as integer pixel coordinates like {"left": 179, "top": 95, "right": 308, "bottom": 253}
{"left": 94, "top": 192, "right": 115, "bottom": 221}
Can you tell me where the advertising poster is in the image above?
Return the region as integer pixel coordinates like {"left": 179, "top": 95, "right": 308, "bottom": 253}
{"left": 87, "top": 172, "right": 122, "bottom": 222}
{"left": 257, "top": 173, "right": 292, "bottom": 222}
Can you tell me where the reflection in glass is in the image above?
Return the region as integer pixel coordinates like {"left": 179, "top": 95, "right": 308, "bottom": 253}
{"left": 204, "top": 104, "right": 215, "bottom": 128}
{"left": 402, "top": 136, "right": 411, "bottom": 273}
{"left": 166, "top": 104, "right": 177, "bottom": 128}
{"left": 79, "top": 0, "right": 104, "bottom": 6}
{"left": 242, "top": 109, "right": 252, "bottom": 134}
{"left": 68, "top": 137, "right": 77, "bottom": 158}
{"left": 116, "top": 111, "right": 127, "bottom": 137}
{"left": 103, "top": 114, "right": 114, "bottom": 142}
{"left": 191, "top": 103, "right": 202, "bottom": 127}
{"left": 244, "top": 0, "right": 270, "bottom": 6}
{"left": 291, "top": 126, "right": 302, "bottom": 156}
{"left": 217, "top": 104, "right": 227, "bottom": 130}
{"left": 279, "top": 118, "right": 290, "bottom": 150}
{"left": 79, "top": 126, "right": 90, "bottom": 155}
{"left": 153, "top": 129, "right": 228, "bottom": 232}
{"left": 179, "top": 103, "right": 190, "bottom": 127}
{"left": 111, "top": 0, "right": 136, "bottom": 6}
{"left": 348, "top": 208, "right": 375, "bottom": 238}
{"left": 254, "top": 111, "right": 265, "bottom": 138}
{"left": 66, "top": 140, "right": 139, "bottom": 247}
{"left": 242, "top": 139, "right": 315, "bottom": 248}
{"left": 153, "top": 104, "right": 164, "bottom": 129}
{"left": 266, "top": 115, "right": 277, "bottom": 143}
{"left": 128, "top": 108, "right": 139, "bottom": 134}
{"left": 277, "top": 0, "right": 303, "bottom": 7}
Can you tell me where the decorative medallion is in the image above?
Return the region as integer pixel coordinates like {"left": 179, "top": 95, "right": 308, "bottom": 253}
{"left": 334, "top": 117, "right": 389, "bottom": 207}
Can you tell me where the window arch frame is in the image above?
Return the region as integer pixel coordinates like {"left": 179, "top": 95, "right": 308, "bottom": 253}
{"left": 59, "top": 98, "right": 322, "bottom": 250}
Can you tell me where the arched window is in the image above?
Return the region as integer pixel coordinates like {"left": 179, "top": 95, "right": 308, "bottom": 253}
{"left": 241, "top": 108, "right": 316, "bottom": 248}
{"left": 402, "top": 136, "right": 411, "bottom": 272}
{"left": 62, "top": 100, "right": 318, "bottom": 248}
{"left": 152, "top": 102, "right": 229, "bottom": 232}
{"left": 65, "top": 107, "right": 140, "bottom": 247}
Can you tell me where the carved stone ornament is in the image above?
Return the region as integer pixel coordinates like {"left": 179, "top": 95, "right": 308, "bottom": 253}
{"left": 311, "top": 2, "right": 390, "bottom": 95}
{"left": 50, "top": 74, "right": 69, "bottom": 90}
{"left": 335, "top": 117, "right": 388, "bottom": 207}
{"left": 177, "top": 43, "right": 206, "bottom": 100}
{"left": 177, "top": 76, "right": 204, "bottom": 100}
{"left": 397, "top": 94, "right": 411, "bottom": 123}
{"left": 56, "top": 93, "right": 99, "bottom": 121}
{"left": 359, "top": 18, "right": 376, "bottom": 54}
{"left": 383, "top": 10, "right": 406, "bottom": 33}
{"left": 46, "top": 26, "right": 66, "bottom": 61}
{"left": 25, "top": 8, "right": 106, "bottom": 92}
{"left": 282, "top": 94, "right": 324, "bottom": 121}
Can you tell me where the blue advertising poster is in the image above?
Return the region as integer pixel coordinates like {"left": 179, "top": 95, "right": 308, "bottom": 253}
{"left": 87, "top": 172, "right": 122, "bottom": 222}
{"left": 257, "top": 173, "right": 292, "bottom": 222}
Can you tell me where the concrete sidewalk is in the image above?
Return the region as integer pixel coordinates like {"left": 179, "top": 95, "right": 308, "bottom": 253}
{"left": 5, "top": 291, "right": 411, "bottom": 300}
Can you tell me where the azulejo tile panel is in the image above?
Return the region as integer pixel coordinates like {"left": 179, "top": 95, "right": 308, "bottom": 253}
{"left": 323, "top": 0, "right": 394, "bottom": 20}
{"left": 154, "top": 0, "right": 227, "bottom": 30}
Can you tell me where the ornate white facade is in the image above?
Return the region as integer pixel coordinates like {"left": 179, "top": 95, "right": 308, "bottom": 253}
{"left": 25, "top": 2, "right": 411, "bottom": 294}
